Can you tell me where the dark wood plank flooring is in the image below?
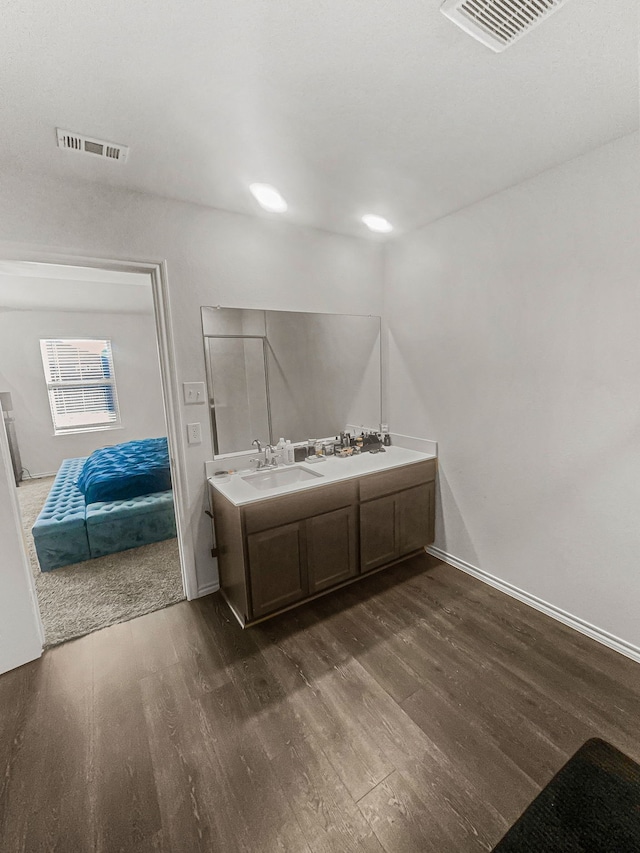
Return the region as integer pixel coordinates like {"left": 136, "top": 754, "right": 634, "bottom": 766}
{"left": 1, "top": 554, "right": 639, "bottom": 852}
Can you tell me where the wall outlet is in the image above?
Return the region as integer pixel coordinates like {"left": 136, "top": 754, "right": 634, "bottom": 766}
{"left": 187, "top": 423, "right": 202, "bottom": 445}
{"left": 183, "top": 381, "right": 206, "bottom": 405}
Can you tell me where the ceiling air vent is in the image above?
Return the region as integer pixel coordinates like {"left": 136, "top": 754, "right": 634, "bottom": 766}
{"left": 56, "top": 128, "right": 129, "bottom": 163}
{"left": 440, "top": 0, "right": 570, "bottom": 52}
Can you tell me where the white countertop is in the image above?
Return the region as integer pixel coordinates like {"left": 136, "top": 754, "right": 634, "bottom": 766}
{"left": 208, "top": 445, "right": 436, "bottom": 507}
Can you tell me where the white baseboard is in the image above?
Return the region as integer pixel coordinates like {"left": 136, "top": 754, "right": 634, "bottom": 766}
{"left": 22, "top": 471, "right": 57, "bottom": 480}
{"left": 426, "top": 545, "right": 640, "bottom": 666}
{"left": 195, "top": 581, "right": 220, "bottom": 598}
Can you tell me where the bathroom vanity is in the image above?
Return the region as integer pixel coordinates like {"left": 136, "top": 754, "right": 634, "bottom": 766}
{"left": 208, "top": 446, "right": 436, "bottom": 626}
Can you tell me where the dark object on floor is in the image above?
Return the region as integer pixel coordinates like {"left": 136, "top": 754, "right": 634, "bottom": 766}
{"left": 492, "top": 738, "right": 640, "bottom": 852}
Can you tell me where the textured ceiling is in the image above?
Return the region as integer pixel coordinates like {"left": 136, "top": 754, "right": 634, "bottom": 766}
{"left": 1, "top": 0, "right": 638, "bottom": 236}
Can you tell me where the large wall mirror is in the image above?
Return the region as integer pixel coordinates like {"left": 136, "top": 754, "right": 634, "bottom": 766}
{"left": 202, "top": 307, "right": 381, "bottom": 456}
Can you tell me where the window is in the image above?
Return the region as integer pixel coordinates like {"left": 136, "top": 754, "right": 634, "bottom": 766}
{"left": 40, "top": 338, "right": 121, "bottom": 434}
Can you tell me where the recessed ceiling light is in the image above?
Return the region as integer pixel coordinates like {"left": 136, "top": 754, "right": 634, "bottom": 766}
{"left": 362, "top": 214, "right": 393, "bottom": 234}
{"left": 249, "top": 183, "right": 288, "bottom": 213}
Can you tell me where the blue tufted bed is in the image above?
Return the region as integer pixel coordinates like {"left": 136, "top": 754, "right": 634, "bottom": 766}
{"left": 32, "top": 438, "right": 177, "bottom": 572}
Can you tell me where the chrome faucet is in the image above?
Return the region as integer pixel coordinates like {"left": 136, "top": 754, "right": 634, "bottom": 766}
{"left": 250, "top": 438, "right": 265, "bottom": 469}
{"left": 264, "top": 444, "right": 279, "bottom": 468}
{"left": 250, "top": 439, "right": 279, "bottom": 470}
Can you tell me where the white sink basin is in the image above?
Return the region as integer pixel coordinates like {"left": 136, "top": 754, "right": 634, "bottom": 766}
{"left": 241, "top": 465, "right": 324, "bottom": 491}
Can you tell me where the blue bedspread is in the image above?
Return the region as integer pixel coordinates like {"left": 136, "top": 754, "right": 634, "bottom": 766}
{"left": 76, "top": 437, "right": 171, "bottom": 504}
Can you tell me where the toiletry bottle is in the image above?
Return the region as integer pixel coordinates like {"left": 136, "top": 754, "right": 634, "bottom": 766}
{"left": 285, "top": 440, "right": 294, "bottom": 464}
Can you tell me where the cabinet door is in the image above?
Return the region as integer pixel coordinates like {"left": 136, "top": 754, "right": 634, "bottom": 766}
{"left": 398, "top": 482, "right": 434, "bottom": 556}
{"left": 360, "top": 494, "right": 398, "bottom": 573}
{"left": 247, "top": 522, "right": 307, "bottom": 619}
{"left": 307, "top": 506, "right": 357, "bottom": 594}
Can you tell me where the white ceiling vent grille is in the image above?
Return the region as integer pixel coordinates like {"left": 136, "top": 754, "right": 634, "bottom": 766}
{"left": 56, "top": 129, "right": 129, "bottom": 163}
{"left": 440, "top": 0, "right": 570, "bottom": 52}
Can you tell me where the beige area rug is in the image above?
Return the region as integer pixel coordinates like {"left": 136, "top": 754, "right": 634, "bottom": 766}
{"left": 17, "top": 476, "right": 185, "bottom": 647}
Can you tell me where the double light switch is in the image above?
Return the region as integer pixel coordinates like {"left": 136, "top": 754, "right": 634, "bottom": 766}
{"left": 184, "top": 382, "right": 205, "bottom": 445}
{"left": 183, "top": 381, "right": 206, "bottom": 405}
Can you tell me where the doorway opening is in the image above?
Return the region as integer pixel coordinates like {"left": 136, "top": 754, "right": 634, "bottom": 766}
{"left": 0, "top": 257, "right": 190, "bottom": 647}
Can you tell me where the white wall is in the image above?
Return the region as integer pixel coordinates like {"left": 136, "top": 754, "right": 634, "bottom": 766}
{"left": 385, "top": 131, "right": 640, "bottom": 651}
{"left": 0, "top": 309, "right": 166, "bottom": 475}
{"left": 0, "top": 169, "right": 382, "bottom": 665}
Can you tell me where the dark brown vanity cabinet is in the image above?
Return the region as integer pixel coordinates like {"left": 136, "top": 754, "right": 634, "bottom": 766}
{"left": 247, "top": 521, "right": 307, "bottom": 618}
{"left": 306, "top": 505, "right": 358, "bottom": 594}
{"left": 211, "top": 458, "right": 435, "bottom": 626}
{"left": 360, "top": 466, "right": 435, "bottom": 573}
{"left": 360, "top": 482, "right": 436, "bottom": 571}
{"left": 246, "top": 505, "right": 358, "bottom": 618}
{"left": 399, "top": 483, "right": 434, "bottom": 554}
{"left": 360, "top": 494, "right": 397, "bottom": 572}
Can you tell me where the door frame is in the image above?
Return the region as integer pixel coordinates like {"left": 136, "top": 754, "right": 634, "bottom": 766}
{"left": 0, "top": 248, "right": 196, "bottom": 610}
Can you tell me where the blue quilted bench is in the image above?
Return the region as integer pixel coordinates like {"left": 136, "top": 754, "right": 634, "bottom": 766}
{"left": 31, "top": 458, "right": 92, "bottom": 571}
{"left": 86, "top": 490, "right": 176, "bottom": 559}
{"left": 32, "top": 454, "right": 176, "bottom": 572}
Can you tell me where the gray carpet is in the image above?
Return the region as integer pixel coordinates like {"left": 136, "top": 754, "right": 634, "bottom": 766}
{"left": 18, "top": 476, "right": 185, "bottom": 647}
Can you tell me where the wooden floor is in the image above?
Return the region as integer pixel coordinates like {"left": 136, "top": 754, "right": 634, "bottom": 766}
{"left": 1, "top": 555, "right": 639, "bottom": 853}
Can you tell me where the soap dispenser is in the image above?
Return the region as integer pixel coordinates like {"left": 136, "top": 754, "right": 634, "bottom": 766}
{"left": 284, "top": 440, "right": 294, "bottom": 465}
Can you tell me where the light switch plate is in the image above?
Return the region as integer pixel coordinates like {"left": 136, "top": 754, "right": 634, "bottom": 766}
{"left": 187, "top": 423, "right": 202, "bottom": 445}
{"left": 183, "top": 381, "right": 206, "bottom": 405}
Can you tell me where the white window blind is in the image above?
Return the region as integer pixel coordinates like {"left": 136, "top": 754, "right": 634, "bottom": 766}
{"left": 40, "top": 339, "right": 121, "bottom": 433}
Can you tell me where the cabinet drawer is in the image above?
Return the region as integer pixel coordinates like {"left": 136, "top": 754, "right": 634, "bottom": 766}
{"left": 359, "top": 459, "right": 436, "bottom": 502}
{"left": 244, "top": 479, "right": 358, "bottom": 535}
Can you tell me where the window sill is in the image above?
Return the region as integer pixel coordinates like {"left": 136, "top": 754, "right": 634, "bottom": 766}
{"left": 53, "top": 425, "right": 124, "bottom": 437}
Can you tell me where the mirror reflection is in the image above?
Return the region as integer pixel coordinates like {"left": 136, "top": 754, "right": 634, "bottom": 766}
{"left": 201, "top": 307, "right": 381, "bottom": 456}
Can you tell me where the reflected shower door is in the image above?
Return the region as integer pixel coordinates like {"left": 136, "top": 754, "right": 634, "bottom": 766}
{"left": 205, "top": 337, "right": 270, "bottom": 454}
